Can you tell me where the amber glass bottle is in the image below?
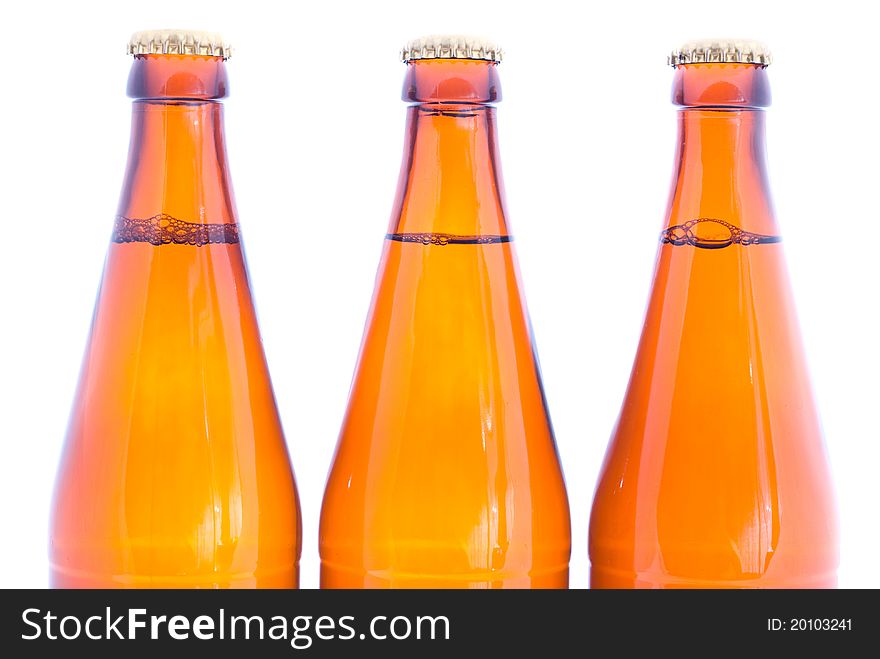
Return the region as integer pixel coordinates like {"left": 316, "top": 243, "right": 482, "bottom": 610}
{"left": 589, "top": 41, "right": 838, "bottom": 588}
{"left": 50, "top": 31, "right": 301, "bottom": 588}
{"left": 320, "top": 36, "right": 571, "bottom": 588}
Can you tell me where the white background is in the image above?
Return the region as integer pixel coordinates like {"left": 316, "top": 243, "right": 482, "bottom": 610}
{"left": 0, "top": 0, "right": 876, "bottom": 589}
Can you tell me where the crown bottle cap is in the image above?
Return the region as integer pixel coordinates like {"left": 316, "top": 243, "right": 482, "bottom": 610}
{"left": 127, "top": 29, "right": 231, "bottom": 59}
{"left": 669, "top": 39, "right": 771, "bottom": 67}
{"left": 401, "top": 35, "right": 502, "bottom": 63}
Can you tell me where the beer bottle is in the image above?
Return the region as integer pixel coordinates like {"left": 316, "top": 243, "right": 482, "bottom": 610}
{"left": 50, "top": 30, "right": 301, "bottom": 588}
{"left": 589, "top": 40, "right": 838, "bottom": 588}
{"left": 320, "top": 36, "right": 571, "bottom": 588}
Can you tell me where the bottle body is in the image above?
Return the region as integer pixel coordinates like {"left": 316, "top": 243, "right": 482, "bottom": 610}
{"left": 589, "top": 63, "right": 838, "bottom": 588}
{"left": 50, "top": 53, "right": 301, "bottom": 588}
{"left": 320, "top": 58, "right": 571, "bottom": 588}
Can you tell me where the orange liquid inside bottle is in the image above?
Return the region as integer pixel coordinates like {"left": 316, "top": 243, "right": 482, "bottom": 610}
{"left": 589, "top": 55, "right": 838, "bottom": 588}
{"left": 50, "top": 43, "right": 301, "bottom": 588}
{"left": 320, "top": 46, "right": 571, "bottom": 588}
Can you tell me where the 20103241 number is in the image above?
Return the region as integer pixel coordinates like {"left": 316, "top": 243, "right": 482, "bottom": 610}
{"left": 791, "top": 619, "right": 852, "bottom": 631}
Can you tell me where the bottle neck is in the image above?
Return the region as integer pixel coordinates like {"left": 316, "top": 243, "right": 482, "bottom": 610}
{"left": 389, "top": 60, "right": 508, "bottom": 238}
{"left": 665, "top": 64, "right": 777, "bottom": 241}
{"left": 116, "top": 55, "right": 236, "bottom": 237}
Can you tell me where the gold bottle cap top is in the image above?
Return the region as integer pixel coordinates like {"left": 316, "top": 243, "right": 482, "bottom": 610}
{"left": 669, "top": 39, "right": 771, "bottom": 67}
{"left": 401, "top": 35, "right": 502, "bottom": 63}
{"left": 127, "top": 29, "right": 232, "bottom": 59}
